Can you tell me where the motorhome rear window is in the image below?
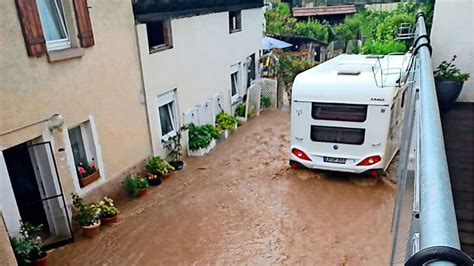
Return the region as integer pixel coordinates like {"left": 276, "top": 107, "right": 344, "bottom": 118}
{"left": 311, "top": 103, "right": 367, "bottom": 122}
{"left": 310, "top": 126, "right": 365, "bottom": 145}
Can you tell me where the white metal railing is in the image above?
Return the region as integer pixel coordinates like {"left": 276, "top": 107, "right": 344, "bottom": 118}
{"left": 390, "top": 12, "right": 473, "bottom": 266}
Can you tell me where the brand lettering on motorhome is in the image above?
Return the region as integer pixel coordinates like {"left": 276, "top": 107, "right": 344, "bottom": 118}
{"left": 370, "top": 98, "right": 385, "bottom": 102}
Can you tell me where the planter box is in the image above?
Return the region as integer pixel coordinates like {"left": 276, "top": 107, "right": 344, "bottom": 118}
{"left": 79, "top": 171, "right": 100, "bottom": 188}
{"left": 188, "top": 139, "right": 216, "bottom": 157}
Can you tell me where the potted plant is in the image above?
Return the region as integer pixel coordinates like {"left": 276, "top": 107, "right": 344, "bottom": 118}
{"left": 261, "top": 95, "right": 272, "bottom": 110}
{"left": 215, "top": 112, "right": 238, "bottom": 139}
{"left": 77, "top": 159, "right": 100, "bottom": 188}
{"left": 434, "top": 55, "right": 470, "bottom": 112}
{"left": 234, "top": 103, "right": 247, "bottom": 122}
{"left": 162, "top": 129, "right": 185, "bottom": 170}
{"left": 72, "top": 193, "right": 100, "bottom": 238}
{"left": 10, "top": 222, "right": 48, "bottom": 266}
{"left": 187, "top": 124, "right": 220, "bottom": 156}
{"left": 124, "top": 175, "right": 148, "bottom": 197}
{"left": 146, "top": 156, "right": 175, "bottom": 181}
{"left": 146, "top": 173, "right": 162, "bottom": 186}
{"left": 97, "top": 197, "right": 119, "bottom": 225}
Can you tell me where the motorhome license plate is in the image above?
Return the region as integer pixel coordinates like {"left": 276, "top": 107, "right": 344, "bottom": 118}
{"left": 323, "top": 157, "right": 346, "bottom": 164}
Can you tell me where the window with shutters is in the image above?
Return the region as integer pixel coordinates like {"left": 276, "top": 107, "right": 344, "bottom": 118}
{"left": 147, "top": 20, "right": 173, "bottom": 54}
{"left": 15, "top": 0, "right": 94, "bottom": 57}
{"left": 36, "top": 0, "right": 71, "bottom": 51}
{"left": 229, "top": 10, "right": 241, "bottom": 33}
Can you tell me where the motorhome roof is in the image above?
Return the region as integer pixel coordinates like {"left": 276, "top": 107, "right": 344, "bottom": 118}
{"left": 292, "top": 54, "right": 410, "bottom": 104}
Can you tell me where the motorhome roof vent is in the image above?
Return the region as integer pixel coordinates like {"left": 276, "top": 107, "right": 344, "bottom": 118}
{"left": 337, "top": 70, "right": 361, "bottom": 76}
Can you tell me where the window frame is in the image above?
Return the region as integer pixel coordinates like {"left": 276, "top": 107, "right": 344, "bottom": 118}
{"left": 310, "top": 125, "right": 366, "bottom": 145}
{"left": 157, "top": 91, "right": 179, "bottom": 141}
{"left": 311, "top": 102, "right": 368, "bottom": 122}
{"left": 147, "top": 19, "right": 173, "bottom": 54}
{"left": 36, "top": 0, "right": 71, "bottom": 51}
{"left": 229, "top": 10, "right": 242, "bottom": 33}
{"left": 68, "top": 121, "right": 98, "bottom": 185}
{"left": 230, "top": 63, "right": 241, "bottom": 103}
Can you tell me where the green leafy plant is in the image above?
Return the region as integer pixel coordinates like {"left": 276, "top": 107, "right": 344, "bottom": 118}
{"left": 277, "top": 54, "right": 318, "bottom": 86}
{"left": 10, "top": 222, "right": 45, "bottom": 265}
{"left": 146, "top": 156, "right": 175, "bottom": 175}
{"left": 215, "top": 112, "right": 238, "bottom": 131}
{"left": 187, "top": 124, "right": 219, "bottom": 151}
{"left": 261, "top": 96, "right": 272, "bottom": 109}
{"left": 361, "top": 39, "right": 406, "bottom": 55}
{"left": 72, "top": 193, "right": 100, "bottom": 226}
{"left": 96, "top": 197, "right": 119, "bottom": 218}
{"left": 235, "top": 103, "right": 246, "bottom": 117}
{"left": 434, "top": 55, "right": 470, "bottom": 82}
{"left": 123, "top": 175, "right": 148, "bottom": 197}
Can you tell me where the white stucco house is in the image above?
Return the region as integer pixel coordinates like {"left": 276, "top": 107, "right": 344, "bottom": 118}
{"left": 132, "top": 0, "right": 264, "bottom": 156}
{"left": 431, "top": 0, "right": 474, "bottom": 102}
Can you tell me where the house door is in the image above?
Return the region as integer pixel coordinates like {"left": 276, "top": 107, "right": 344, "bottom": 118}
{"left": 3, "top": 141, "right": 74, "bottom": 249}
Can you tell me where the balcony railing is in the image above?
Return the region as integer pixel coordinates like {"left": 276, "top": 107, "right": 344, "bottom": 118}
{"left": 390, "top": 12, "right": 473, "bottom": 266}
{"left": 133, "top": 0, "right": 263, "bottom": 22}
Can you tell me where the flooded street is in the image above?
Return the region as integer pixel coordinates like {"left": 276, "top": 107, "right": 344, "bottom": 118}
{"left": 49, "top": 108, "right": 395, "bottom": 265}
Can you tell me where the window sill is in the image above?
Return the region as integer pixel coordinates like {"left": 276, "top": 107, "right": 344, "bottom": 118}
{"left": 149, "top": 45, "right": 173, "bottom": 54}
{"left": 47, "top": 48, "right": 84, "bottom": 63}
{"left": 229, "top": 29, "right": 242, "bottom": 34}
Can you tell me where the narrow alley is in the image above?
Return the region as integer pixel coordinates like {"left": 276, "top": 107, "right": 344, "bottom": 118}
{"left": 48, "top": 109, "right": 395, "bottom": 265}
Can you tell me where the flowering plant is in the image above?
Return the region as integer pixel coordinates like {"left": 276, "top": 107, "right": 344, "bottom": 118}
{"left": 10, "top": 222, "right": 45, "bottom": 264}
{"left": 72, "top": 193, "right": 100, "bottom": 226}
{"left": 77, "top": 159, "right": 97, "bottom": 178}
{"left": 434, "top": 55, "right": 470, "bottom": 82}
{"left": 97, "top": 197, "right": 119, "bottom": 218}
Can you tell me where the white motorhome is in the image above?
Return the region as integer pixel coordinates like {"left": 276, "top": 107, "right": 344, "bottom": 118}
{"left": 290, "top": 54, "right": 410, "bottom": 176}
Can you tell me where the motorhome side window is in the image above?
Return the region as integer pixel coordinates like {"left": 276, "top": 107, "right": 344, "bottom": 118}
{"left": 311, "top": 103, "right": 367, "bottom": 122}
{"left": 310, "top": 126, "right": 365, "bottom": 145}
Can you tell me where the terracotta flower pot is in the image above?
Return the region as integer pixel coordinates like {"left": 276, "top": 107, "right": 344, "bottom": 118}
{"left": 137, "top": 188, "right": 147, "bottom": 197}
{"left": 162, "top": 174, "right": 170, "bottom": 180}
{"left": 82, "top": 221, "right": 101, "bottom": 238}
{"left": 31, "top": 253, "right": 48, "bottom": 266}
{"left": 79, "top": 171, "right": 100, "bottom": 188}
{"left": 100, "top": 214, "right": 118, "bottom": 226}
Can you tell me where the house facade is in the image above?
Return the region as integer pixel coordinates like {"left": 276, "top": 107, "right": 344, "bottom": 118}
{"left": 0, "top": 0, "right": 151, "bottom": 247}
{"left": 431, "top": 0, "right": 474, "bottom": 102}
{"left": 133, "top": 0, "right": 264, "bottom": 156}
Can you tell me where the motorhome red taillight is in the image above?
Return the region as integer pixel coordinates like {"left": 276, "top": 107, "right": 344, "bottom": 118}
{"left": 292, "top": 148, "right": 312, "bottom": 161}
{"left": 357, "top": 155, "right": 382, "bottom": 166}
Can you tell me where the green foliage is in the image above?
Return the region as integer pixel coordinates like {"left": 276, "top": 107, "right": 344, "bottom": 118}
{"left": 434, "top": 55, "right": 470, "bottom": 82}
{"left": 265, "top": 2, "right": 329, "bottom": 43}
{"left": 96, "top": 197, "right": 119, "bottom": 218}
{"left": 261, "top": 96, "right": 272, "bottom": 109}
{"left": 361, "top": 39, "right": 407, "bottom": 55}
{"left": 123, "top": 175, "right": 148, "bottom": 197}
{"left": 146, "top": 156, "right": 175, "bottom": 175}
{"left": 215, "top": 112, "right": 238, "bottom": 131}
{"left": 188, "top": 124, "right": 220, "bottom": 151}
{"left": 277, "top": 54, "right": 318, "bottom": 86}
{"left": 293, "top": 19, "right": 329, "bottom": 42}
{"left": 72, "top": 193, "right": 99, "bottom": 226}
{"left": 235, "top": 103, "right": 246, "bottom": 117}
{"left": 10, "top": 222, "right": 45, "bottom": 265}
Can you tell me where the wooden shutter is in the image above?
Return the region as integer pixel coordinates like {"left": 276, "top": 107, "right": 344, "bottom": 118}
{"left": 15, "top": 0, "right": 47, "bottom": 57}
{"left": 73, "top": 0, "right": 94, "bottom": 48}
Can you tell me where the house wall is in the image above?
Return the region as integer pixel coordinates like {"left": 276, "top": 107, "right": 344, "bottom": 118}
{"left": 431, "top": 0, "right": 474, "bottom": 102}
{"left": 0, "top": 0, "right": 151, "bottom": 234}
{"left": 136, "top": 8, "right": 263, "bottom": 156}
{"left": 0, "top": 212, "right": 16, "bottom": 265}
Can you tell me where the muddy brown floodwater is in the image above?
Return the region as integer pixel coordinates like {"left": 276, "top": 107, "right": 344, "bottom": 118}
{"left": 49, "top": 108, "right": 395, "bottom": 265}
